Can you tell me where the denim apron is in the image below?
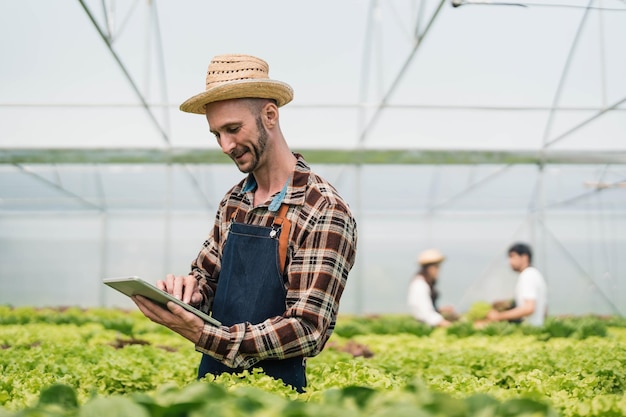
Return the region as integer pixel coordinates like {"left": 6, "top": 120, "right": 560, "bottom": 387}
{"left": 197, "top": 187, "right": 306, "bottom": 392}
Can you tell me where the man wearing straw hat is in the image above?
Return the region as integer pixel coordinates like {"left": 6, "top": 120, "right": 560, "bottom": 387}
{"left": 132, "top": 54, "right": 358, "bottom": 392}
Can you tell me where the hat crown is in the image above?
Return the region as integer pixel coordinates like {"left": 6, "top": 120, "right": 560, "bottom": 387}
{"left": 205, "top": 54, "right": 271, "bottom": 90}
{"left": 179, "top": 53, "right": 293, "bottom": 114}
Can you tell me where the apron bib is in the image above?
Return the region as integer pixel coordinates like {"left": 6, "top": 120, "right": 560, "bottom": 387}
{"left": 197, "top": 206, "right": 306, "bottom": 392}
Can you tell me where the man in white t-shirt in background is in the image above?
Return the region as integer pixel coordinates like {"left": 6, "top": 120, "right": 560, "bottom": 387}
{"left": 486, "top": 243, "right": 548, "bottom": 326}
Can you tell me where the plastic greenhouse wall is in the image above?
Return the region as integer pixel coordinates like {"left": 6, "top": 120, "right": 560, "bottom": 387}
{"left": 0, "top": 162, "right": 624, "bottom": 318}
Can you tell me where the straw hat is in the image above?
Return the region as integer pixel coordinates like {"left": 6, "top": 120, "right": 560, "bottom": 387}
{"left": 417, "top": 249, "right": 445, "bottom": 266}
{"left": 180, "top": 54, "right": 294, "bottom": 114}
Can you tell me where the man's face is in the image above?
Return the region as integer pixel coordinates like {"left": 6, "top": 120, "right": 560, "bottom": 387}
{"left": 205, "top": 99, "right": 269, "bottom": 174}
{"left": 508, "top": 252, "right": 528, "bottom": 272}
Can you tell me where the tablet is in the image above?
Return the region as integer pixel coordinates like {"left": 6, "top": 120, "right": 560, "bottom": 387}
{"left": 103, "top": 276, "right": 221, "bottom": 327}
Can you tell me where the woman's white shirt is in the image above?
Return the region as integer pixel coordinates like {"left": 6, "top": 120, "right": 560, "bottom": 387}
{"left": 407, "top": 275, "right": 444, "bottom": 326}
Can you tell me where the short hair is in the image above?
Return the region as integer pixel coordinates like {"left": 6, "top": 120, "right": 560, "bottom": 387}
{"left": 242, "top": 97, "right": 277, "bottom": 115}
{"left": 508, "top": 242, "right": 532, "bottom": 263}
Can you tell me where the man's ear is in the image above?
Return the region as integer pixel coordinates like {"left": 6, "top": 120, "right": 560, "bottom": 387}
{"left": 263, "top": 101, "right": 278, "bottom": 128}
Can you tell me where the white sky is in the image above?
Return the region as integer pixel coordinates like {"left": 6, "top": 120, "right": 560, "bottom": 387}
{"left": 1, "top": 0, "right": 625, "bottom": 151}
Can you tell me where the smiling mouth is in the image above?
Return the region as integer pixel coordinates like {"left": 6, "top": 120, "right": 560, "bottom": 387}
{"left": 231, "top": 149, "right": 248, "bottom": 160}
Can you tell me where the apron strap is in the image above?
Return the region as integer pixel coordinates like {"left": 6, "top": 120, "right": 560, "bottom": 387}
{"left": 272, "top": 203, "right": 291, "bottom": 274}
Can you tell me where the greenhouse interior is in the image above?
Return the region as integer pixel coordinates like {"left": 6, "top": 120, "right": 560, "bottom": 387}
{"left": 1, "top": 0, "right": 625, "bottom": 318}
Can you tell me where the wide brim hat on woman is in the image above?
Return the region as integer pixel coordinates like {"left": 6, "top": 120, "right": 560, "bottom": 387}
{"left": 179, "top": 54, "right": 294, "bottom": 115}
{"left": 417, "top": 249, "right": 446, "bottom": 266}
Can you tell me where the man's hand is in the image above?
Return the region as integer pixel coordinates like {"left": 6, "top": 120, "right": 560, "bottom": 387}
{"left": 487, "top": 299, "right": 535, "bottom": 323}
{"left": 486, "top": 309, "right": 502, "bottom": 321}
{"left": 157, "top": 274, "right": 203, "bottom": 306}
{"left": 132, "top": 295, "right": 204, "bottom": 344}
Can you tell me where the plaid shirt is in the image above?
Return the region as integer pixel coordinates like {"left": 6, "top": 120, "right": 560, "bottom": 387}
{"left": 191, "top": 154, "right": 358, "bottom": 369}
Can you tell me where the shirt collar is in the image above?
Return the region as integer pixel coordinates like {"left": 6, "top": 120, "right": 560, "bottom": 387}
{"left": 239, "top": 153, "right": 310, "bottom": 207}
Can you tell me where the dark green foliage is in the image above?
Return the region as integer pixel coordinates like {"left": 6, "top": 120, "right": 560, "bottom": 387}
{"left": 334, "top": 315, "right": 433, "bottom": 338}
{"left": 446, "top": 321, "right": 476, "bottom": 338}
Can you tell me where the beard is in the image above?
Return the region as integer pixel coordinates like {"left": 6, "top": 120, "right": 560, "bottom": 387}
{"left": 231, "top": 116, "right": 268, "bottom": 173}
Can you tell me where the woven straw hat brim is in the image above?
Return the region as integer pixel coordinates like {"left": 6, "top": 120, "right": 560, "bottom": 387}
{"left": 179, "top": 79, "right": 294, "bottom": 115}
